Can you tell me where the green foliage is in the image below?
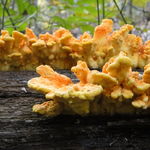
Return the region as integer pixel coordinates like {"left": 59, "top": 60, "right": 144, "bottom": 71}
{"left": 0, "top": 0, "right": 149, "bottom": 35}
{"left": 0, "top": 0, "right": 37, "bottom": 33}
{"left": 49, "top": 0, "right": 98, "bottom": 34}
{"left": 132, "top": 0, "right": 149, "bottom": 7}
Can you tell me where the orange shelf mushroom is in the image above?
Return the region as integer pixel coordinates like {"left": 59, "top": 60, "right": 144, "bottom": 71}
{"left": 28, "top": 53, "right": 150, "bottom": 117}
{"left": 0, "top": 19, "right": 150, "bottom": 70}
{"left": 28, "top": 62, "right": 103, "bottom": 116}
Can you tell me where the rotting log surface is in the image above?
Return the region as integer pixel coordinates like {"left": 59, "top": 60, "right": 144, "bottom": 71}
{"left": 0, "top": 71, "right": 150, "bottom": 150}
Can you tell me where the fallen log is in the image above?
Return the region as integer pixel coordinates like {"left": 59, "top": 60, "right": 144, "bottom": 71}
{"left": 0, "top": 71, "right": 150, "bottom": 150}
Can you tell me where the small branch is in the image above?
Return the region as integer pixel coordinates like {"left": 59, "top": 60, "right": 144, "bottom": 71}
{"left": 1, "top": 0, "right": 7, "bottom": 30}
{"left": 1, "top": 0, "right": 17, "bottom": 30}
{"left": 4, "top": 13, "right": 36, "bottom": 29}
{"left": 121, "top": 0, "right": 127, "bottom": 11}
{"left": 15, "top": 13, "right": 36, "bottom": 28}
{"left": 131, "top": 5, "right": 149, "bottom": 13}
{"left": 5, "top": 13, "right": 36, "bottom": 26}
{"left": 96, "top": 0, "right": 100, "bottom": 25}
{"left": 129, "top": 0, "right": 133, "bottom": 22}
{"left": 113, "top": 0, "right": 127, "bottom": 24}
{"left": 102, "top": 0, "right": 105, "bottom": 19}
{"left": 12, "top": 0, "right": 15, "bottom": 10}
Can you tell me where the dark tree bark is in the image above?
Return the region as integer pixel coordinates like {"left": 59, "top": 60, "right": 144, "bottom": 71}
{"left": 0, "top": 71, "right": 150, "bottom": 150}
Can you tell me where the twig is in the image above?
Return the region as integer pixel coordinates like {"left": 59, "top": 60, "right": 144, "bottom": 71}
{"left": 113, "top": 0, "right": 127, "bottom": 24}
{"left": 1, "top": 0, "right": 17, "bottom": 30}
{"left": 129, "top": 0, "right": 133, "bottom": 21}
{"left": 121, "top": 0, "right": 127, "bottom": 11}
{"left": 96, "top": 0, "right": 100, "bottom": 25}
{"left": 102, "top": 0, "right": 105, "bottom": 19}
{"left": 131, "top": 5, "right": 149, "bottom": 13}
{"left": 5, "top": 13, "right": 36, "bottom": 26}
{"left": 15, "top": 13, "right": 36, "bottom": 28}
{"left": 12, "top": 0, "right": 15, "bottom": 10}
{"left": 1, "top": 0, "right": 7, "bottom": 30}
{"left": 4, "top": 13, "right": 37, "bottom": 29}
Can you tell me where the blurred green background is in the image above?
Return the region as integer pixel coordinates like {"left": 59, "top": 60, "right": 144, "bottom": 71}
{"left": 0, "top": 0, "right": 150, "bottom": 40}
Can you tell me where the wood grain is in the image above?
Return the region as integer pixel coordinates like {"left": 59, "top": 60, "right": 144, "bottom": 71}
{"left": 0, "top": 71, "right": 150, "bottom": 150}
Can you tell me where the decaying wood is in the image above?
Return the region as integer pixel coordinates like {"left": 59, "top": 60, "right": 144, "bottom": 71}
{"left": 0, "top": 71, "right": 150, "bottom": 150}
